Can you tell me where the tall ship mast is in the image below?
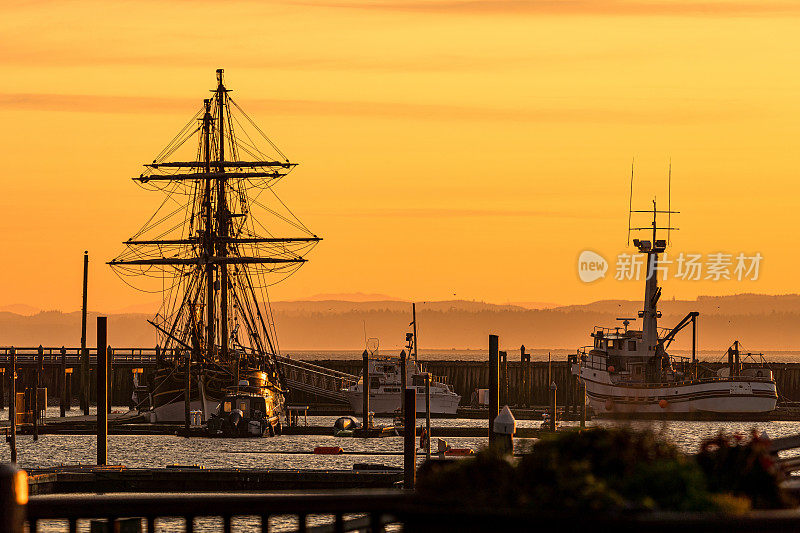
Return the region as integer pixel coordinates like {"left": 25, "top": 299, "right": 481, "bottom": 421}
{"left": 110, "top": 69, "right": 320, "bottom": 424}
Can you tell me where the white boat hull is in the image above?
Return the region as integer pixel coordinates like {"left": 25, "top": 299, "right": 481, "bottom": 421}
{"left": 579, "top": 367, "right": 777, "bottom": 414}
{"left": 345, "top": 390, "right": 461, "bottom": 415}
{"left": 153, "top": 395, "right": 219, "bottom": 423}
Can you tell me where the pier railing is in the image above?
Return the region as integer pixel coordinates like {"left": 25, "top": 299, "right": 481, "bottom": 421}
{"left": 1, "top": 472, "right": 407, "bottom": 533}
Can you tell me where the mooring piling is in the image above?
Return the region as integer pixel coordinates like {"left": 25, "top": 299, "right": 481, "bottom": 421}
{"left": 184, "top": 350, "right": 191, "bottom": 433}
{"left": 362, "top": 349, "right": 370, "bottom": 428}
{"left": 9, "top": 347, "right": 16, "bottom": 463}
{"left": 59, "top": 346, "right": 67, "bottom": 418}
{"left": 425, "top": 373, "right": 432, "bottom": 461}
{"left": 33, "top": 346, "right": 42, "bottom": 441}
{"left": 549, "top": 381, "right": 557, "bottom": 432}
{"left": 80, "top": 251, "right": 89, "bottom": 415}
{"left": 499, "top": 350, "right": 508, "bottom": 406}
{"left": 580, "top": 381, "right": 586, "bottom": 429}
{"left": 107, "top": 346, "right": 113, "bottom": 414}
{"left": 493, "top": 405, "right": 516, "bottom": 454}
{"left": 97, "top": 316, "right": 108, "bottom": 466}
{"left": 400, "top": 349, "right": 407, "bottom": 419}
{"left": 403, "top": 387, "right": 416, "bottom": 489}
{"left": 489, "top": 335, "right": 499, "bottom": 445}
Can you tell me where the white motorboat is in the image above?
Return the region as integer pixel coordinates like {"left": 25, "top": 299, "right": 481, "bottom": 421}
{"left": 344, "top": 356, "right": 461, "bottom": 415}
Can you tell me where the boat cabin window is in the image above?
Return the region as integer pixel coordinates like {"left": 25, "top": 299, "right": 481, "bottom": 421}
{"left": 607, "top": 339, "right": 619, "bottom": 350}
{"left": 594, "top": 338, "right": 601, "bottom": 349}
{"left": 628, "top": 341, "right": 636, "bottom": 351}
{"left": 239, "top": 401, "right": 248, "bottom": 413}
{"left": 251, "top": 398, "right": 266, "bottom": 412}
{"left": 370, "top": 377, "right": 381, "bottom": 390}
{"left": 223, "top": 401, "right": 232, "bottom": 413}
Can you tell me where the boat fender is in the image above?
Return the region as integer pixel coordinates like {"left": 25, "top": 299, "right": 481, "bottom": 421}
{"left": 604, "top": 399, "right": 614, "bottom": 411}
{"left": 608, "top": 366, "right": 615, "bottom": 373}
{"left": 659, "top": 399, "right": 669, "bottom": 409}
{"left": 314, "top": 446, "right": 343, "bottom": 455}
{"left": 444, "top": 448, "right": 474, "bottom": 456}
{"left": 420, "top": 427, "right": 428, "bottom": 449}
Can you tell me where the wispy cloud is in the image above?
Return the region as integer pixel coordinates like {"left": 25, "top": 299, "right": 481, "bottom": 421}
{"left": 315, "top": 207, "right": 616, "bottom": 219}
{"left": 0, "top": 92, "right": 749, "bottom": 124}
{"left": 303, "top": 0, "right": 800, "bottom": 17}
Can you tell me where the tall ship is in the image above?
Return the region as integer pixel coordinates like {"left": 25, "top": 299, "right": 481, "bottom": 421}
{"left": 570, "top": 200, "right": 777, "bottom": 415}
{"left": 110, "top": 70, "right": 320, "bottom": 424}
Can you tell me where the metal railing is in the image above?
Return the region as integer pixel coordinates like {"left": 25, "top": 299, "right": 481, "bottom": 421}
{"left": 576, "top": 348, "right": 775, "bottom": 387}
{"left": 0, "top": 468, "right": 407, "bottom": 533}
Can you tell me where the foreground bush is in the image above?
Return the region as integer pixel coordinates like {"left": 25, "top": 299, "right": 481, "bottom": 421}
{"left": 416, "top": 427, "right": 792, "bottom": 513}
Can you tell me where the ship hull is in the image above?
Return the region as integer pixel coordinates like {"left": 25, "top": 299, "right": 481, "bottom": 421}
{"left": 151, "top": 365, "right": 284, "bottom": 423}
{"left": 579, "top": 368, "right": 777, "bottom": 415}
{"left": 345, "top": 390, "right": 461, "bottom": 415}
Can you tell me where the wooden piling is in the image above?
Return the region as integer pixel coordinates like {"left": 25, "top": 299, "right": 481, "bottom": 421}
{"left": 403, "top": 388, "right": 416, "bottom": 490}
{"left": 499, "top": 350, "right": 507, "bottom": 406}
{"left": 580, "top": 381, "right": 586, "bottom": 429}
{"left": 400, "top": 350, "right": 406, "bottom": 419}
{"left": 362, "top": 350, "right": 370, "bottom": 428}
{"left": 184, "top": 350, "right": 191, "bottom": 433}
{"left": 489, "top": 335, "right": 499, "bottom": 445}
{"left": 34, "top": 346, "right": 42, "bottom": 441}
{"left": 425, "top": 373, "right": 431, "bottom": 461}
{"left": 80, "top": 251, "right": 89, "bottom": 415}
{"left": 97, "top": 317, "right": 108, "bottom": 466}
{"left": 60, "top": 347, "right": 67, "bottom": 418}
{"left": 549, "top": 381, "right": 557, "bottom": 432}
{"left": 9, "top": 348, "right": 16, "bottom": 463}
{"left": 0, "top": 366, "right": 4, "bottom": 411}
{"left": 107, "top": 346, "right": 113, "bottom": 413}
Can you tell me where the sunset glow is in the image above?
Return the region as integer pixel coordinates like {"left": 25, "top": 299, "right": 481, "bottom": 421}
{"left": 3, "top": 0, "right": 800, "bottom": 312}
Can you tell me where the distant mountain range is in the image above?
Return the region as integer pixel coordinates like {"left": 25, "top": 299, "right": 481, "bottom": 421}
{"left": 1, "top": 293, "right": 798, "bottom": 352}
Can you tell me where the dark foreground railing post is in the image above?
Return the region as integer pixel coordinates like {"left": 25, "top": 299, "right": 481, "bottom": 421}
{"left": 549, "top": 381, "right": 557, "bottom": 432}
{"left": 404, "top": 388, "right": 416, "bottom": 489}
{"left": 97, "top": 316, "right": 108, "bottom": 466}
{"left": 0, "top": 463, "right": 26, "bottom": 532}
{"left": 489, "top": 335, "right": 499, "bottom": 445}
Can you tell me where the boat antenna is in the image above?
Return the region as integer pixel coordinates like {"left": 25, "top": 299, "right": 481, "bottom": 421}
{"left": 363, "top": 320, "right": 368, "bottom": 350}
{"left": 667, "top": 158, "right": 672, "bottom": 245}
{"left": 627, "top": 158, "right": 635, "bottom": 246}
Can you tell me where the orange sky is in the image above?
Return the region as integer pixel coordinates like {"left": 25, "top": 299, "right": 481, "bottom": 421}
{"left": 2, "top": 0, "right": 800, "bottom": 313}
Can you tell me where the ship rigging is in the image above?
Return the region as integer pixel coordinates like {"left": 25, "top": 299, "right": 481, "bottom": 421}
{"left": 110, "top": 69, "right": 320, "bottom": 424}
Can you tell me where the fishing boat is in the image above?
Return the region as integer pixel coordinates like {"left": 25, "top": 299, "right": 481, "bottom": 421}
{"left": 110, "top": 69, "right": 320, "bottom": 426}
{"left": 570, "top": 200, "right": 777, "bottom": 415}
